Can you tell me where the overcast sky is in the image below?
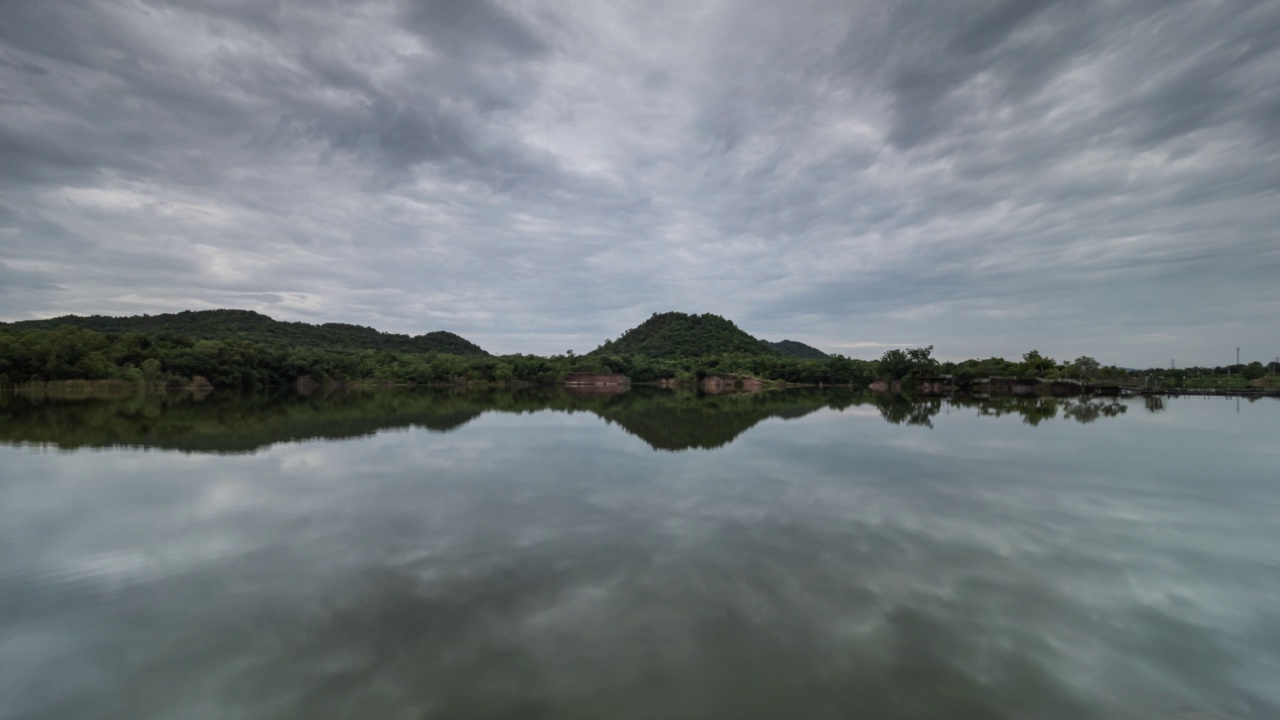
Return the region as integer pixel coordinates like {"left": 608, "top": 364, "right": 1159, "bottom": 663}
{"left": 2, "top": 0, "right": 1278, "bottom": 365}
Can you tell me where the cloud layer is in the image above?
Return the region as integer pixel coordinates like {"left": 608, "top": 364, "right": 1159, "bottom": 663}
{"left": 2, "top": 0, "right": 1278, "bottom": 364}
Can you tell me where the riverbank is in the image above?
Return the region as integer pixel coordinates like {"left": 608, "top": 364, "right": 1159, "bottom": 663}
{"left": 881, "top": 375, "right": 1280, "bottom": 399}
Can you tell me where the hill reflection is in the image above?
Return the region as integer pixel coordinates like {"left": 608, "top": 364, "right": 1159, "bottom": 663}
{"left": 0, "top": 388, "right": 1132, "bottom": 454}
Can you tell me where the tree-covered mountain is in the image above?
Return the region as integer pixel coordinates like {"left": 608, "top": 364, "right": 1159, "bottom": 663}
{"left": 592, "top": 312, "right": 778, "bottom": 358}
{"left": 1, "top": 309, "right": 487, "bottom": 356}
{"left": 761, "top": 339, "right": 828, "bottom": 359}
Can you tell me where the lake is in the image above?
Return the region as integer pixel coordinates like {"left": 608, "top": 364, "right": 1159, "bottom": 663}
{"left": 2, "top": 389, "right": 1277, "bottom": 719}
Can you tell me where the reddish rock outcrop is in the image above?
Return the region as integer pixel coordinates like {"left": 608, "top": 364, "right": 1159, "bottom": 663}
{"left": 700, "top": 375, "right": 765, "bottom": 393}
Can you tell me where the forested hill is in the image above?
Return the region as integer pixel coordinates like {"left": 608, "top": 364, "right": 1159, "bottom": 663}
{"left": 592, "top": 312, "right": 777, "bottom": 358}
{"left": 761, "top": 340, "right": 829, "bottom": 359}
{"left": 0, "top": 309, "right": 488, "bottom": 356}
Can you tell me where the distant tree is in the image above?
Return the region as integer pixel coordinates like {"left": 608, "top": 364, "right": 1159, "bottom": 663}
{"left": 141, "top": 358, "right": 163, "bottom": 383}
{"left": 121, "top": 364, "right": 145, "bottom": 384}
{"left": 1020, "top": 350, "right": 1056, "bottom": 378}
{"left": 906, "top": 345, "right": 938, "bottom": 369}
{"left": 878, "top": 349, "right": 911, "bottom": 380}
{"left": 1069, "top": 356, "right": 1100, "bottom": 379}
{"left": 493, "top": 362, "right": 515, "bottom": 384}
{"left": 877, "top": 346, "right": 938, "bottom": 380}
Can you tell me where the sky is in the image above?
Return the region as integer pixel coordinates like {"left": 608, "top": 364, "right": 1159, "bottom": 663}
{"left": 1, "top": 0, "right": 1278, "bottom": 366}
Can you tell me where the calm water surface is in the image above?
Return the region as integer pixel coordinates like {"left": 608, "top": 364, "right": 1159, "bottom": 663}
{"left": 1, "top": 390, "right": 1277, "bottom": 719}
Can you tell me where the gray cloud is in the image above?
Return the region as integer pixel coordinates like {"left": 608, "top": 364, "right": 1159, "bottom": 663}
{"left": 399, "top": 0, "right": 551, "bottom": 60}
{"left": 1, "top": 0, "right": 1277, "bottom": 365}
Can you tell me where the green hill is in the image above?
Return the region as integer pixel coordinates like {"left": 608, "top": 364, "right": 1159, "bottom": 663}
{"left": 0, "top": 309, "right": 488, "bottom": 355}
{"left": 761, "top": 339, "right": 828, "bottom": 359}
{"left": 592, "top": 312, "right": 777, "bottom": 359}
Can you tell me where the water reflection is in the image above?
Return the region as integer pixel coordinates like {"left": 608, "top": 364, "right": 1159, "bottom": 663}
{"left": 224, "top": 534, "right": 1106, "bottom": 720}
{"left": 2, "top": 391, "right": 1276, "bottom": 719}
{"left": 0, "top": 388, "right": 1136, "bottom": 454}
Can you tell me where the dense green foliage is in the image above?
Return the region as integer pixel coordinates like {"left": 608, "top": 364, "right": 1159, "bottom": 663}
{"left": 0, "top": 324, "right": 876, "bottom": 390}
{"left": 1, "top": 309, "right": 487, "bottom": 356}
{"left": 0, "top": 323, "right": 544, "bottom": 388}
{"left": 2, "top": 308, "right": 1275, "bottom": 391}
{"left": 761, "top": 339, "right": 829, "bottom": 359}
{"left": 577, "top": 351, "right": 876, "bottom": 386}
{"left": 593, "top": 312, "right": 777, "bottom": 358}
{"left": 875, "top": 346, "right": 940, "bottom": 380}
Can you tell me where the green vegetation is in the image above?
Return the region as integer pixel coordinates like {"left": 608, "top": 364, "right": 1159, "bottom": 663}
{"left": 1, "top": 309, "right": 486, "bottom": 356}
{"left": 875, "top": 346, "right": 941, "bottom": 380}
{"left": 865, "top": 344, "right": 1280, "bottom": 395}
{"left": 580, "top": 351, "right": 875, "bottom": 386}
{"left": 0, "top": 322, "right": 553, "bottom": 390}
{"left": 1, "top": 308, "right": 1276, "bottom": 393}
{"left": 0, "top": 321, "right": 876, "bottom": 391}
{"left": 1178, "top": 376, "right": 1253, "bottom": 390}
{"left": 877, "top": 346, "right": 1125, "bottom": 385}
{"left": 580, "top": 312, "right": 866, "bottom": 386}
{"left": 593, "top": 312, "right": 776, "bottom": 358}
{"left": 594, "top": 312, "right": 829, "bottom": 360}
{"left": 761, "top": 339, "right": 828, "bottom": 359}
{"left": 1129, "top": 367, "right": 1280, "bottom": 391}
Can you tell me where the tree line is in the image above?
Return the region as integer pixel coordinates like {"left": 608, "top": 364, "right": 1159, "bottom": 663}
{"left": 875, "top": 345, "right": 1279, "bottom": 386}
{"left": 0, "top": 325, "right": 877, "bottom": 389}
{"left": 3, "top": 324, "right": 1275, "bottom": 391}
